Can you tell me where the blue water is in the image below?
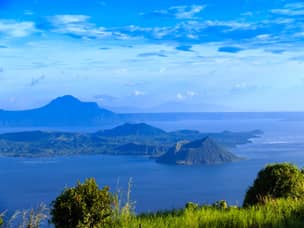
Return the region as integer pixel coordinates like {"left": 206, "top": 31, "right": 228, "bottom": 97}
{"left": 1, "top": 118, "right": 304, "bottom": 214}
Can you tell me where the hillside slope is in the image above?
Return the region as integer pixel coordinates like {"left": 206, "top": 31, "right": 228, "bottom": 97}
{"left": 157, "top": 137, "right": 241, "bottom": 165}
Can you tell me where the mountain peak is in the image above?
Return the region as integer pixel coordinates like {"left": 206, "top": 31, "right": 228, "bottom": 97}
{"left": 157, "top": 136, "right": 242, "bottom": 165}
{"left": 43, "top": 95, "right": 104, "bottom": 112}
{"left": 184, "top": 136, "right": 214, "bottom": 148}
{"left": 53, "top": 95, "right": 80, "bottom": 103}
{"left": 99, "top": 122, "right": 167, "bottom": 137}
{"left": 0, "top": 95, "right": 116, "bottom": 126}
{"left": 48, "top": 95, "right": 85, "bottom": 106}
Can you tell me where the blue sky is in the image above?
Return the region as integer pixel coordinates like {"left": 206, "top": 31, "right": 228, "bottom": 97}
{"left": 0, "top": 0, "right": 304, "bottom": 112}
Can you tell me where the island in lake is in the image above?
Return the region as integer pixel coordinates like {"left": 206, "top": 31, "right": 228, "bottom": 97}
{"left": 0, "top": 122, "right": 261, "bottom": 165}
{"left": 157, "top": 137, "right": 243, "bottom": 165}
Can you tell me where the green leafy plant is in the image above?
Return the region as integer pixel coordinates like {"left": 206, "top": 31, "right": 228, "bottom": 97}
{"left": 185, "top": 202, "right": 199, "bottom": 210}
{"left": 51, "top": 178, "right": 113, "bottom": 228}
{"left": 243, "top": 163, "right": 304, "bottom": 206}
{"left": 213, "top": 200, "right": 228, "bottom": 209}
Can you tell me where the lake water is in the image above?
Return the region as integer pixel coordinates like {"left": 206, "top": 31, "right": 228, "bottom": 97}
{"left": 1, "top": 118, "right": 304, "bottom": 214}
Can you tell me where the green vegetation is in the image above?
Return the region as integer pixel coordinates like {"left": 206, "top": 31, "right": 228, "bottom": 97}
{"left": 3, "top": 163, "right": 304, "bottom": 227}
{"left": 114, "top": 162, "right": 304, "bottom": 227}
{"left": 51, "top": 178, "right": 113, "bottom": 228}
{"left": 121, "top": 198, "right": 304, "bottom": 228}
{"left": 0, "top": 123, "right": 262, "bottom": 158}
{"left": 2, "top": 199, "right": 304, "bottom": 228}
{"left": 244, "top": 163, "right": 304, "bottom": 206}
{"left": 157, "top": 137, "right": 242, "bottom": 165}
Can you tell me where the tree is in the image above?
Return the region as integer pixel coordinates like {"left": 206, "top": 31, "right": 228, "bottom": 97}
{"left": 243, "top": 163, "right": 304, "bottom": 206}
{"left": 51, "top": 178, "right": 113, "bottom": 228}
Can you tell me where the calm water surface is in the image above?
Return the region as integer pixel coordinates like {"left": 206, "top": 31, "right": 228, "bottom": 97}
{"left": 1, "top": 118, "right": 304, "bottom": 213}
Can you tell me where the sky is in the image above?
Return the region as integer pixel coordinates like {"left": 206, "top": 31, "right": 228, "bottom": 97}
{"left": 0, "top": 0, "right": 304, "bottom": 112}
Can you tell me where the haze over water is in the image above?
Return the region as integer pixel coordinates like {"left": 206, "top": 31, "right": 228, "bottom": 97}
{"left": 1, "top": 2, "right": 304, "bottom": 227}
{"left": 1, "top": 116, "right": 304, "bottom": 213}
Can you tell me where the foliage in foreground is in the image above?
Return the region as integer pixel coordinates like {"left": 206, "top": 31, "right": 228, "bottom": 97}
{"left": 244, "top": 163, "right": 304, "bottom": 206}
{"left": 2, "top": 163, "right": 304, "bottom": 227}
{"left": 120, "top": 198, "right": 304, "bottom": 228}
{"left": 51, "top": 178, "right": 113, "bottom": 228}
{"left": 2, "top": 198, "right": 304, "bottom": 228}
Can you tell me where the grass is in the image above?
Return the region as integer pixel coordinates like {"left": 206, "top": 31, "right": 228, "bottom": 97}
{"left": 114, "top": 198, "right": 304, "bottom": 228}
{"left": 0, "top": 203, "right": 48, "bottom": 228}
{"left": 2, "top": 178, "right": 304, "bottom": 227}
{"left": 2, "top": 198, "right": 304, "bottom": 228}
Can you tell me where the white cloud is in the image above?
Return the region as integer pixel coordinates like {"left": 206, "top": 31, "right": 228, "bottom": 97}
{"left": 1, "top": 38, "right": 303, "bottom": 111}
{"left": 176, "top": 91, "right": 197, "bottom": 100}
{"left": 271, "top": 8, "right": 304, "bottom": 16}
{"left": 50, "top": 14, "right": 90, "bottom": 24}
{"left": 186, "top": 91, "right": 197, "bottom": 97}
{"left": 0, "top": 20, "right": 36, "bottom": 37}
{"left": 133, "top": 90, "right": 145, "bottom": 96}
{"left": 170, "top": 5, "right": 206, "bottom": 19}
{"left": 271, "top": 2, "right": 304, "bottom": 16}
{"left": 176, "top": 93, "right": 185, "bottom": 100}
{"left": 294, "top": 32, "right": 304, "bottom": 37}
{"left": 256, "top": 34, "right": 271, "bottom": 40}
{"left": 126, "top": 19, "right": 254, "bottom": 41}
{"left": 49, "top": 14, "right": 129, "bottom": 40}
{"left": 147, "top": 5, "right": 206, "bottom": 20}
{"left": 284, "top": 2, "right": 304, "bottom": 10}
{"left": 202, "top": 20, "right": 254, "bottom": 31}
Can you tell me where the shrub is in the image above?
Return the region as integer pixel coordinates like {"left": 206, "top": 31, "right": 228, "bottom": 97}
{"left": 213, "top": 200, "right": 228, "bottom": 209}
{"left": 185, "top": 202, "right": 199, "bottom": 210}
{"left": 51, "top": 178, "right": 113, "bottom": 228}
{"left": 243, "top": 163, "right": 304, "bottom": 206}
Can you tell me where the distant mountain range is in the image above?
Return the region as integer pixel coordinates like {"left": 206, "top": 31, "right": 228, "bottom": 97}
{"left": 104, "top": 101, "right": 228, "bottom": 113}
{"left": 0, "top": 95, "right": 117, "bottom": 127}
{"left": 1, "top": 95, "right": 301, "bottom": 127}
{"left": 157, "top": 137, "right": 242, "bottom": 165}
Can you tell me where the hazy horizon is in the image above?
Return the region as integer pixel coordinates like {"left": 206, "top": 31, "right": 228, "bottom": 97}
{"left": 2, "top": 94, "right": 304, "bottom": 113}
{"left": 1, "top": 0, "right": 304, "bottom": 112}
{"left": 2, "top": 2, "right": 304, "bottom": 225}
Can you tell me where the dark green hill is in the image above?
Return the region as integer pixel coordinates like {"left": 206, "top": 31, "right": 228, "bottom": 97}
{"left": 0, "top": 130, "right": 52, "bottom": 141}
{"left": 0, "top": 123, "right": 261, "bottom": 158}
{"left": 97, "top": 123, "right": 167, "bottom": 137}
{"left": 157, "top": 137, "right": 242, "bottom": 165}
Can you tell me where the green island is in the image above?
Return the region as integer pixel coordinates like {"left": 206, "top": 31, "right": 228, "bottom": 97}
{"left": 1, "top": 163, "right": 304, "bottom": 227}
{"left": 0, "top": 123, "right": 261, "bottom": 164}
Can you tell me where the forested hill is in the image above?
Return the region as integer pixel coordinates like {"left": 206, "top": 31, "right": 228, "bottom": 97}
{"left": 0, "top": 123, "right": 262, "bottom": 158}
{"left": 157, "top": 137, "right": 242, "bottom": 165}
